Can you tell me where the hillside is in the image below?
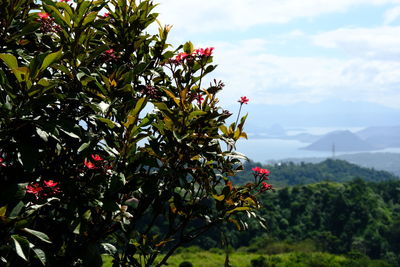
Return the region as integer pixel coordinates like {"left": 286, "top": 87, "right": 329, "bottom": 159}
{"left": 302, "top": 130, "right": 375, "bottom": 152}
{"left": 234, "top": 159, "right": 398, "bottom": 187}
{"left": 268, "top": 152, "right": 400, "bottom": 177}
{"left": 191, "top": 179, "right": 400, "bottom": 265}
{"left": 357, "top": 125, "right": 400, "bottom": 149}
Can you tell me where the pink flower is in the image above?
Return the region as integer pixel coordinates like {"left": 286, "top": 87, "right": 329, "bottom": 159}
{"left": 59, "top": 0, "right": 70, "bottom": 2}
{"left": 103, "top": 12, "right": 111, "bottom": 18}
{"left": 38, "top": 12, "right": 50, "bottom": 20}
{"left": 84, "top": 159, "right": 96, "bottom": 169}
{"left": 91, "top": 154, "right": 103, "bottom": 161}
{"left": 44, "top": 180, "right": 58, "bottom": 187}
{"left": 238, "top": 96, "right": 249, "bottom": 104}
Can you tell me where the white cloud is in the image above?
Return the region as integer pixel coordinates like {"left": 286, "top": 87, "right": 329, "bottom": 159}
{"left": 153, "top": 1, "right": 400, "bottom": 109}
{"left": 384, "top": 5, "right": 400, "bottom": 24}
{"left": 313, "top": 26, "right": 400, "bottom": 60}
{"left": 210, "top": 40, "right": 400, "bottom": 108}
{"left": 156, "top": 0, "right": 400, "bottom": 33}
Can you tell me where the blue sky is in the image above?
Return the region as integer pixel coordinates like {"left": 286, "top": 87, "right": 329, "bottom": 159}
{"left": 155, "top": 0, "right": 400, "bottom": 109}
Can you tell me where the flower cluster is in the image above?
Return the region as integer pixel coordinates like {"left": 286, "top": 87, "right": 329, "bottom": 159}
{"left": 238, "top": 96, "right": 249, "bottom": 104}
{"left": 252, "top": 166, "right": 272, "bottom": 192}
{"left": 172, "top": 47, "right": 215, "bottom": 64}
{"left": 83, "top": 154, "right": 112, "bottom": 174}
{"left": 26, "top": 180, "right": 61, "bottom": 199}
{"left": 194, "top": 47, "right": 214, "bottom": 57}
{"left": 252, "top": 166, "right": 270, "bottom": 177}
{"left": 103, "top": 48, "right": 120, "bottom": 62}
{"left": 141, "top": 85, "right": 160, "bottom": 99}
{"left": 36, "top": 12, "right": 61, "bottom": 33}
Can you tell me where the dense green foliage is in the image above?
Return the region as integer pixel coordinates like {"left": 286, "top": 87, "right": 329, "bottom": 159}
{"left": 190, "top": 178, "right": 400, "bottom": 265}
{"left": 0, "top": 1, "right": 267, "bottom": 266}
{"left": 235, "top": 159, "right": 398, "bottom": 186}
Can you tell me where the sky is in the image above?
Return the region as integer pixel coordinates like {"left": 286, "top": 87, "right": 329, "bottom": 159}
{"left": 155, "top": 0, "right": 400, "bottom": 109}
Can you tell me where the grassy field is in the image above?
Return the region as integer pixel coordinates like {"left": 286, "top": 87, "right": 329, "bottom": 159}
{"left": 101, "top": 251, "right": 369, "bottom": 267}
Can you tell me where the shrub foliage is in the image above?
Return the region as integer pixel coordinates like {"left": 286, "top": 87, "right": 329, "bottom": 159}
{"left": 0, "top": 0, "right": 269, "bottom": 266}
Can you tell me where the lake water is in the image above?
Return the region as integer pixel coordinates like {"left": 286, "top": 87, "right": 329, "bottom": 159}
{"left": 235, "top": 138, "right": 400, "bottom": 163}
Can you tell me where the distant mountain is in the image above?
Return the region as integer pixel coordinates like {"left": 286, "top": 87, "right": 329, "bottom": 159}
{"left": 357, "top": 125, "right": 400, "bottom": 149}
{"left": 227, "top": 100, "right": 400, "bottom": 130}
{"left": 235, "top": 159, "right": 398, "bottom": 186}
{"left": 302, "top": 130, "right": 375, "bottom": 151}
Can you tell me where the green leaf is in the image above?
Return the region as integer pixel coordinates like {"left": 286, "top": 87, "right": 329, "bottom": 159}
{"left": 32, "top": 247, "right": 46, "bottom": 266}
{"left": 188, "top": 110, "right": 207, "bottom": 120}
{"left": 22, "top": 228, "right": 52, "bottom": 243}
{"left": 78, "top": 142, "right": 91, "bottom": 153}
{"left": 37, "top": 78, "right": 51, "bottom": 87}
{"left": 97, "top": 117, "right": 119, "bottom": 129}
{"left": 183, "top": 41, "right": 194, "bottom": 54}
{"left": 124, "top": 98, "right": 147, "bottom": 128}
{"left": 45, "top": 5, "right": 71, "bottom": 27}
{"left": 0, "top": 53, "right": 18, "bottom": 69}
{"left": 101, "top": 243, "right": 117, "bottom": 255}
{"left": 0, "top": 206, "right": 6, "bottom": 216}
{"left": 219, "top": 125, "right": 229, "bottom": 136}
{"left": 36, "top": 128, "right": 49, "bottom": 142}
{"left": 226, "top": 206, "right": 252, "bottom": 214}
{"left": 83, "top": 210, "right": 91, "bottom": 221}
{"left": 82, "top": 11, "right": 98, "bottom": 26}
{"left": 212, "top": 194, "right": 225, "bottom": 201}
{"left": 10, "top": 201, "right": 25, "bottom": 219}
{"left": 0, "top": 54, "right": 23, "bottom": 82}
{"left": 59, "top": 128, "right": 81, "bottom": 140}
{"left": 40, "top": 49, "right": 63, "bottom": 72}
{"left": 11, "top": 235, "right": 30, "bottom": 261}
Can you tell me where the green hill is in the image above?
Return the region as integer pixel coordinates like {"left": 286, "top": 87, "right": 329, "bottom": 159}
{"left": 191, "top": 179, "right": 400, "bottom": 265}
{"left": 234, "top": 159, "right": 399, "bottom": 187}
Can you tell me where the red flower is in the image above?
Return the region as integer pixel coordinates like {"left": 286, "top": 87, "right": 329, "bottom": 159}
{"left": 238, "top": 96, "right": 249, "bottom": 104}
{"left": 103, "top": 12, "right": 110, "bottom": 18}
{"left": 84, "top": 159, "right": 96, "bottom": 169}
{"left": 194, "top": 47, "right": 214, "bottom": 57}
{"left": 91, "top": 154, "right": 103, "bottom": 161}
{"left": 260, "top": 182, "right": 273, "bottom": 192}
{"left": 0, "top": 157, "right": 5, "bottom": 167}
{"left": 105, "top": 49, "right": 114, "bottom": 55}
{"left": 38, "top": 12, "right": 50, "bottom": 20}
{"left": 44, "top": 180, "right": 58, "bottom": 187}
{"left": 252, "top": 166, "right": 270, "bottom": 179}
{"left": 203, "top": 47, "right": 214, "bottom": 56}
{"left": 59, "top": 0, "right": 70, "bottom": 2}
{"left": 175, "top": 52, "right": 189, "bottom": 62}
{"left": 26, "top": 183, "right": 43, "bottom": 196}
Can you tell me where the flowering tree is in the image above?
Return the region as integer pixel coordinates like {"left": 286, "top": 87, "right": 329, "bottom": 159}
{"left": 0, "top": 0, "right": 271, "bottom": 266}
